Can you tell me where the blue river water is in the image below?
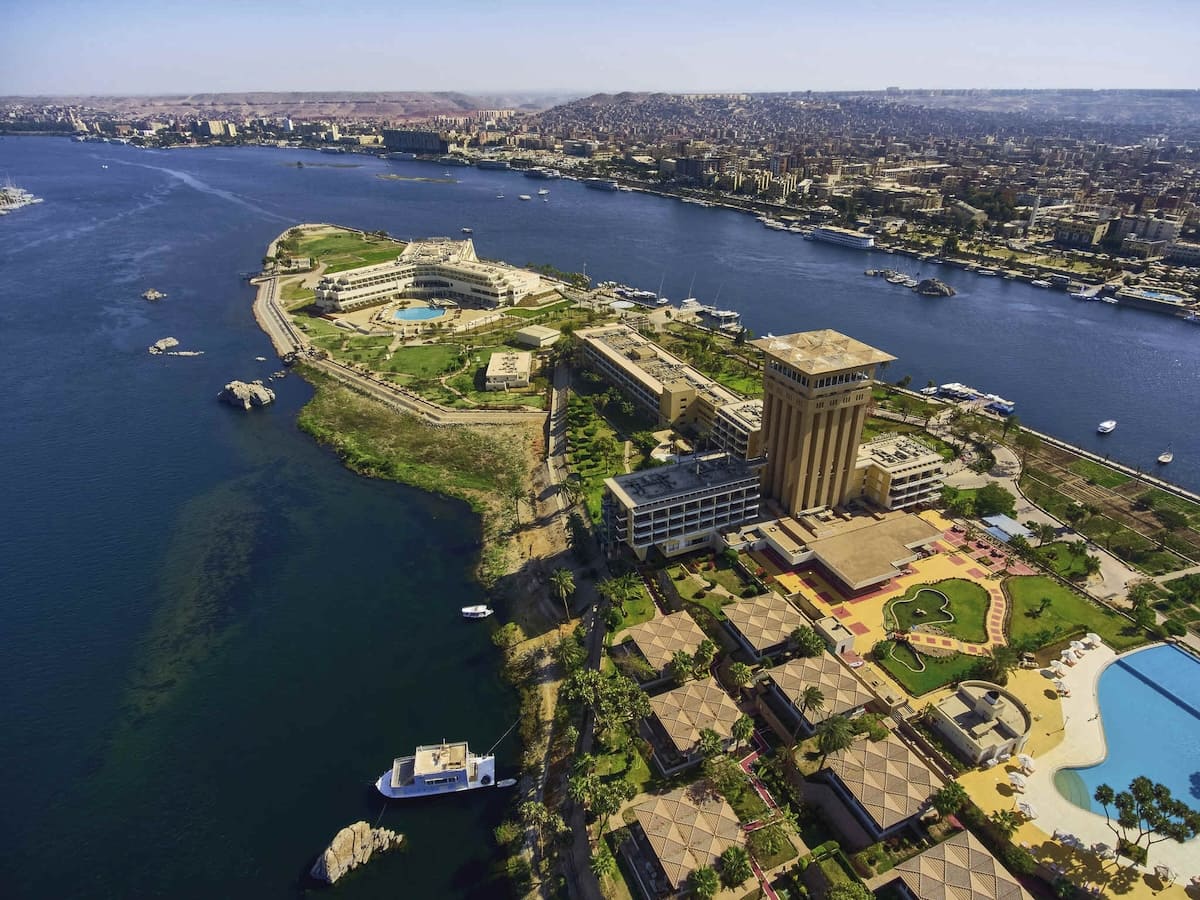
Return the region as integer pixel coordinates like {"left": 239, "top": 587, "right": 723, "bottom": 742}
{"left": 0, "top": 138, "right": 1198, "bottom": 897}
{"left": 1055, "top": 645, "right": 1200, "bottom": 810}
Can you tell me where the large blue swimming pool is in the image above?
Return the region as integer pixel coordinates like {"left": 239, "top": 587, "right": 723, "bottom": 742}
{"left": 1054, "top": 645, "right": 1200, "bottom": 811}
{"left": 393, "top": 306, "right": 445, "bottom": 321}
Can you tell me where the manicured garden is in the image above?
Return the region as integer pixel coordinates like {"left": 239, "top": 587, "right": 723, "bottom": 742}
{"left": 1004, "top": 575, "right": 1147, "bottom": 651}
{"left": 884, "top": 579, "right": 991, "bottom": 643}
{"left": 873, "top": 640, "right": 981, "bottom": 696}
{"left": 294, "top": 228, "right": 404, "bottom": 273}
{"left": 1033, "top": 541, "right": 1092, "bottom": 580}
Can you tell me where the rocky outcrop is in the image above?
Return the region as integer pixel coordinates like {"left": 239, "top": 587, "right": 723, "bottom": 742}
{"left": 916, "top": 278, "right": 956, "bottom": 297}
{"left": 218, "top": 379, "right": 276, "bottom": 409}
{"left": 310, "top": 821, "right": 404, "bottom": 884}
{"left": 149, "top": 337, "right": 179, "bottom": 354}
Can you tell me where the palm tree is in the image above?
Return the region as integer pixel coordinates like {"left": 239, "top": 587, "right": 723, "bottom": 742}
{"left": 798, "top": 685, "right": 825, "bottom": 720}
{"left": 550, "top": 567, "right": 576, "bottom": 624}
{"left": 732, "top": 715, "right": 754, "bottom": 751}
{"left": 727, "top": 662, "right": 753, "bottom": 690}
{"left": 815, "top": 715, "right": 854, "bottom": 766}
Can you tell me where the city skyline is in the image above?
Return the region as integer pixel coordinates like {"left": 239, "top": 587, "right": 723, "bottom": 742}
{"left": 3, "top": 0, "right": 1198, "bottom": 96}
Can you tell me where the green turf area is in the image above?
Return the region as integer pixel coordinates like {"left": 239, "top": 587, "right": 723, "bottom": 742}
{"left": 383, "top": 344, "right": 462, "bottom": 378}
{"left": 610, "top": 584, "right": 656, "bottom": 635}
{"left": 1077, "top": 516, "right": 1184, "bottom": 576}
{"left": 1068, "top": 458, "right": 1131, "bottom": 488}
{"left": 1034, "top": 541, "right": 1091, "bottom": 579}
{"left": 280, "top": 279, "right": 313, "bottom": 306}
{"left": 503, "top": 299, "right": 572, "bottom": 318}
{"left": 874, "top": 641, "right": 980, "bottom": 696}
{"left": 1004, "top": 575, "right": 1148, "bottom": 651}
{"left": 293, "top": 229, "right": 405, "bottom": 274}
{"left": 746, "top": 824, "right": 798, "bottom": 869}
{"left": 884, "top": 579, "right": 991, "bottom": 643}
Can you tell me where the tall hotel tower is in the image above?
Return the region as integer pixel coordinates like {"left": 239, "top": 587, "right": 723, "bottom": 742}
{"left": 751, "top": 331, "right": 896, "bottom": 515}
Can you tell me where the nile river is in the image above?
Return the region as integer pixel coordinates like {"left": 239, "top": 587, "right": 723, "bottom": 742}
{"left": 0, "top": 138, "right": 1197, "bottom": 897}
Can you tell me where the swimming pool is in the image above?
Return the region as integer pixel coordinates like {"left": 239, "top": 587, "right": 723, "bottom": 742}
{"left": 393, "top": 307, "right": 445, "bottom": 321}
{"left": 1055, "top": 645, "right": 1200, "bottom": 811}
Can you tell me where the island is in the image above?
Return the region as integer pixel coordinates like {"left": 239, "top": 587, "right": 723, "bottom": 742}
{"left": 249, "top": 223, "right": 1200, "bottom": 900}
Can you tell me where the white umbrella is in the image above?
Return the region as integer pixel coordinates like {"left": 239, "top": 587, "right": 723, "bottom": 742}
{"left": 1053, "top": 679, "right": 1069, "bottom": 694}
{"left": 1069, "top": 640, "right": 1086, "bottom": 652}
{"left": 1018, "top": 800, "right": 1038, "bottom": 819}
{"left": 1050, "top": 661, "right": 1066, "bottom": 675}
{"left": 1085, "top": 632, "right": 1102, "bottom": 647}
{"left": 1155, "top": 864, "right": 1177, "bottom": 885}
{"left": 1091, "top": 843, "right": 1115, "bottom": 860}
{"left": 1059, "top": 832, "right": 1083, "bottom": 849}
{"left": 1008, "top": 771, "right": 1027, "bottom": 791}
{"left": 1018, "top": 753, "right": 1036, "bottom": 773}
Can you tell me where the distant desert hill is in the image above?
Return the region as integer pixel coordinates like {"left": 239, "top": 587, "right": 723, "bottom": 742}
{"left": 0, "top": 91, "right": 573, "bottom": 120}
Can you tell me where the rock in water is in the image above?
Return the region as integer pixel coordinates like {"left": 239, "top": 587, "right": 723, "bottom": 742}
{"left": 310, "top": 821, "right": 404, "bottom": 884}
{"left": 916, "top": 278, "right": 956, "bottom": 297}
{"left": 218, "top": 379, "right": 276, "bottom": 410}
{"left": 148, "top": 337, "right": 179, "bottom": 355}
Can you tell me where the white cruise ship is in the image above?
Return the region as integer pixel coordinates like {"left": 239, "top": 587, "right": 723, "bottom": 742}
{"left": 808, "top": 226, "right": 875, "bottom": 250}
{"left": 376, "top": 740, "right": 514, "bottom": 799}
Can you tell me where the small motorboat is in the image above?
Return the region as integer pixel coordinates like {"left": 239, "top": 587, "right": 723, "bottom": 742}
{"left": 1158, "top": 447, "right": 1174, "bottom": 465}
{"left": 1097, "top": 420, "right": 1117, "bottom": 434}
{"left": 518, "top": 194, "right": 532, "bottom": 201}
{"left": 461, "top": 227, "right": 473, "bottom": 234}
{"left": 462, "top": 605, "right": 494, "bottom": 619}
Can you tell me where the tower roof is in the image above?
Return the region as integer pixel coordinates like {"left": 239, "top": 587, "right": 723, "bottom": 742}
{"left": 751, "top": 330, "right": 895, "bottom": 374}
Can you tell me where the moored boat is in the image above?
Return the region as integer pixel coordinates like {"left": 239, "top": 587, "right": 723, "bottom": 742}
{"left": 462, "top": 605, "right": 494, "bottom": 619}
{"left": 1097, "top": 420, "right": 1117, "bottom": 434}
{"left": 1157, "top": 447, "right": 1173, "bottom": 465}
{"left": 375, "top": 740, "right": 515, "bottom": 800}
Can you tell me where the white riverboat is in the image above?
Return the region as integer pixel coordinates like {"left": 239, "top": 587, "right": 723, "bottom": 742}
{"left": 376, "top": 740, "right": 515, "bottom": 799}
{"left": 1157, "top": 447, "right": 1174, "bottom": 465}
{"left": 1097, "top": 420, "right": 1117, "bottom": 434}
{"left": 461, "top": 605, "right": 494, "bottom": 619}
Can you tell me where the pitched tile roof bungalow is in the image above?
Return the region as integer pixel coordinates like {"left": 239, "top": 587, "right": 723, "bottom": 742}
{"left": 757, "top": 654, "right": 877, "bottom": 740}
{"left": 885, "top": 829, "right": 1033, "bottom": 900}
{"left": 642, "top": 678, "right": 743, "bottom": 775}
{"left": 723, "top": 592, "right": 807, "bottom": 660}
{"left": 820, "top": 731, "right": 939, "bottom": 839}
{"left": 631, "top": 785, "right": 744, "bottom": 895}
{"left": 621, "top": 611, "right": 710, "bottom": 677}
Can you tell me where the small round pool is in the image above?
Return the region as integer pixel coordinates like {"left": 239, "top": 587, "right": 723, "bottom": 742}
{"left": 393, "top": 307, "right": 445, "bottom": 322}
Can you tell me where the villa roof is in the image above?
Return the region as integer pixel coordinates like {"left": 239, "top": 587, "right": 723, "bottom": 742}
{"left": 751, "top": 330, "right": 895, "bottom": 375}
{"left": 768, "top": 654, "right": 876, "bottom": 718}
{"left": 623, "top": 612, "right": 709, "bottom": 673}
{"left": 890, "top": 830, "right": 1033, "bottom": 900}
{"left": 825, "top": 731, "right": 938, "bottom": 831}
{"left": 724, "top": 593, "right": 807, "bottom": 654}
{"left": 649, "top": 678, "right": 743, "bottom": 756}
{"left": 634, "top": 784, "right": 743, "bottom": 891}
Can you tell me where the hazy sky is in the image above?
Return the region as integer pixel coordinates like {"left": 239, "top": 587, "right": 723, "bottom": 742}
{"left": 3, "top": 0, "right": 1198, "bottom": 95}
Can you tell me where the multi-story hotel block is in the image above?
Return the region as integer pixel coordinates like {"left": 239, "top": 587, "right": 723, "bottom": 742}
{"left": 753, "top": 331, "right": 895, "bottom": 516}
{"left": 852, "top": 434, "right": 945, "bottom": 510}
{"left": 602, "top": 452, "right": 761, "bottom": 560}
{"left": 313, "top": 238, "right": 548, "bottom": 313}
{"left": 484, "top": 351, "right": 532, "bottom": 390}
{"left": 575, "top": 324, "right": 762, "bottom": 457}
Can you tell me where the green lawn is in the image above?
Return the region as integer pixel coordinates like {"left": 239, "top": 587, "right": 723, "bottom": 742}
{"left": 610, "top": 584, "right": 656, "bottom": 635}
{"left": 381, "top": 344, "right": 460, "bottom": 378}
{"left": 1034, "top": 541, "right": 1090, "bottom": 579}
{"left": 747, "top": 823, "right": 798, "bottom": 869}
{"left": 884, "top": 579, "right": 990, "bottom": 643}
{"left": 1004, "top": 575, "right": 1148, "bottom": 651}
{"left": 874, "top": 641, "right": 980, "bottom": 696}
{"left": 1077, "top": 516, "right": 1184, "bottom": 576}
{"left": 280, "top": 278, "right": 313, "bottom": 306}
{"left": 294, "top": 229, "right": 404, "bottom": 274}
{"left": 1068, "top": 458, "right": 1132, "bottom": 488}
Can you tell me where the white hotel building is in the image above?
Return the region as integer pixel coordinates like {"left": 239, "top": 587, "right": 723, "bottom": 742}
{"left": 602, "top": 452, "right": 761, "bottom": 560}
{"left": 313, "top": 238, "right": 548, "bottom": 313}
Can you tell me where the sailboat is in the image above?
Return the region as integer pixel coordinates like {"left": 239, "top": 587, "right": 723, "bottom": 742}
{"left": 1157, "top": 446, "right": 1174, "bottom": 465}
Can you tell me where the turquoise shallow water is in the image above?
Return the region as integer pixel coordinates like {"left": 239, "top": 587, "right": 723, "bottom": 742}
{"left": 1056, "top": 645, "right": 1200, "bottom": 812}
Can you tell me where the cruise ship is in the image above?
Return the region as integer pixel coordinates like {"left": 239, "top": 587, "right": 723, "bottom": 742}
{"left": 582, "top": 177, "right": 620, "bottom": 191}
{"left": 376, "top": 740, "right": 515, "bottom": 799}
{"left": 384, "top": 151, "right": 417, "bottom": 160}
{"left": 679, "top": 298, "right": 742, "bottom": 331}
{"left": 523, "top": 167, "right": 560, "bottom": 180}
{"left": 807, "top": 226, "right": 875, "bottom": 250}
{"left": 475, "top": 159, "right": 511, "bottom": 170}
